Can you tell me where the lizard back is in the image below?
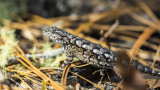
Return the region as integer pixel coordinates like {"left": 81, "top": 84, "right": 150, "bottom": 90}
{"left": 43, "top": 26, "right": 115, "bottom": 68}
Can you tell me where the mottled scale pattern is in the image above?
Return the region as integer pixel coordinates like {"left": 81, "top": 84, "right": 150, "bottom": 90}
{"left": 43, "top": 26, "right": 160, "bottom": 77}
{"left": 132, "top": 60, "right": 160, "bottom": 77}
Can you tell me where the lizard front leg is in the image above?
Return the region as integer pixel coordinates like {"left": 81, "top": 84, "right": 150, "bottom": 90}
{"left": 61, "top": 55, "right": 73, "bottom": 69}
{"left": 61, "top": 49, "right": 74, "bottom": 69}
{"left": 55, "top": 51, "right": 74, "bottom": 80}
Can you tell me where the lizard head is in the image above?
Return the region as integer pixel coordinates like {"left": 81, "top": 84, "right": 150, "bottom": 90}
{"left": 43, "top": 26, "right": 69, "bottom": 44}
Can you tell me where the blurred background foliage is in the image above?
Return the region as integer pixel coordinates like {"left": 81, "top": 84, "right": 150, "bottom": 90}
{"left": 0, "top": 0, "right": 26, "bottom": 22}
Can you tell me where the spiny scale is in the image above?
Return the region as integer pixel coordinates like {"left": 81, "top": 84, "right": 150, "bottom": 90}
{"left": 43, "top": 26, "right": 160, "bottom": 77}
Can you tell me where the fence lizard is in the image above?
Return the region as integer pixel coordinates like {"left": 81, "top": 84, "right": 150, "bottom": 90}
{"left": 43, "top": 26, "right": 160, "bottom": 77}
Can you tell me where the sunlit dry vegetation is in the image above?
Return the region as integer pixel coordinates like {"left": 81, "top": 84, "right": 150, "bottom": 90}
{"left": 0, "top": 0, "right": 160, "bottom": 90}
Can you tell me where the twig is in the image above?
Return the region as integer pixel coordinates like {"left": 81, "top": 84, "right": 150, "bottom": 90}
{"left": 7, "top": 48, "right": 63, "bottom": 66}
{"left": 151, "top": 41, "right": 160, "bottom": 68}
{"left": 100, "top": 20, "right": 119, "bottom": 41}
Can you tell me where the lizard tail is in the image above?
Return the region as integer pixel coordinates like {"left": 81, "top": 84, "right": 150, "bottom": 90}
{"left": 131, "top": 60, "right": 160, "bottom": 77}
